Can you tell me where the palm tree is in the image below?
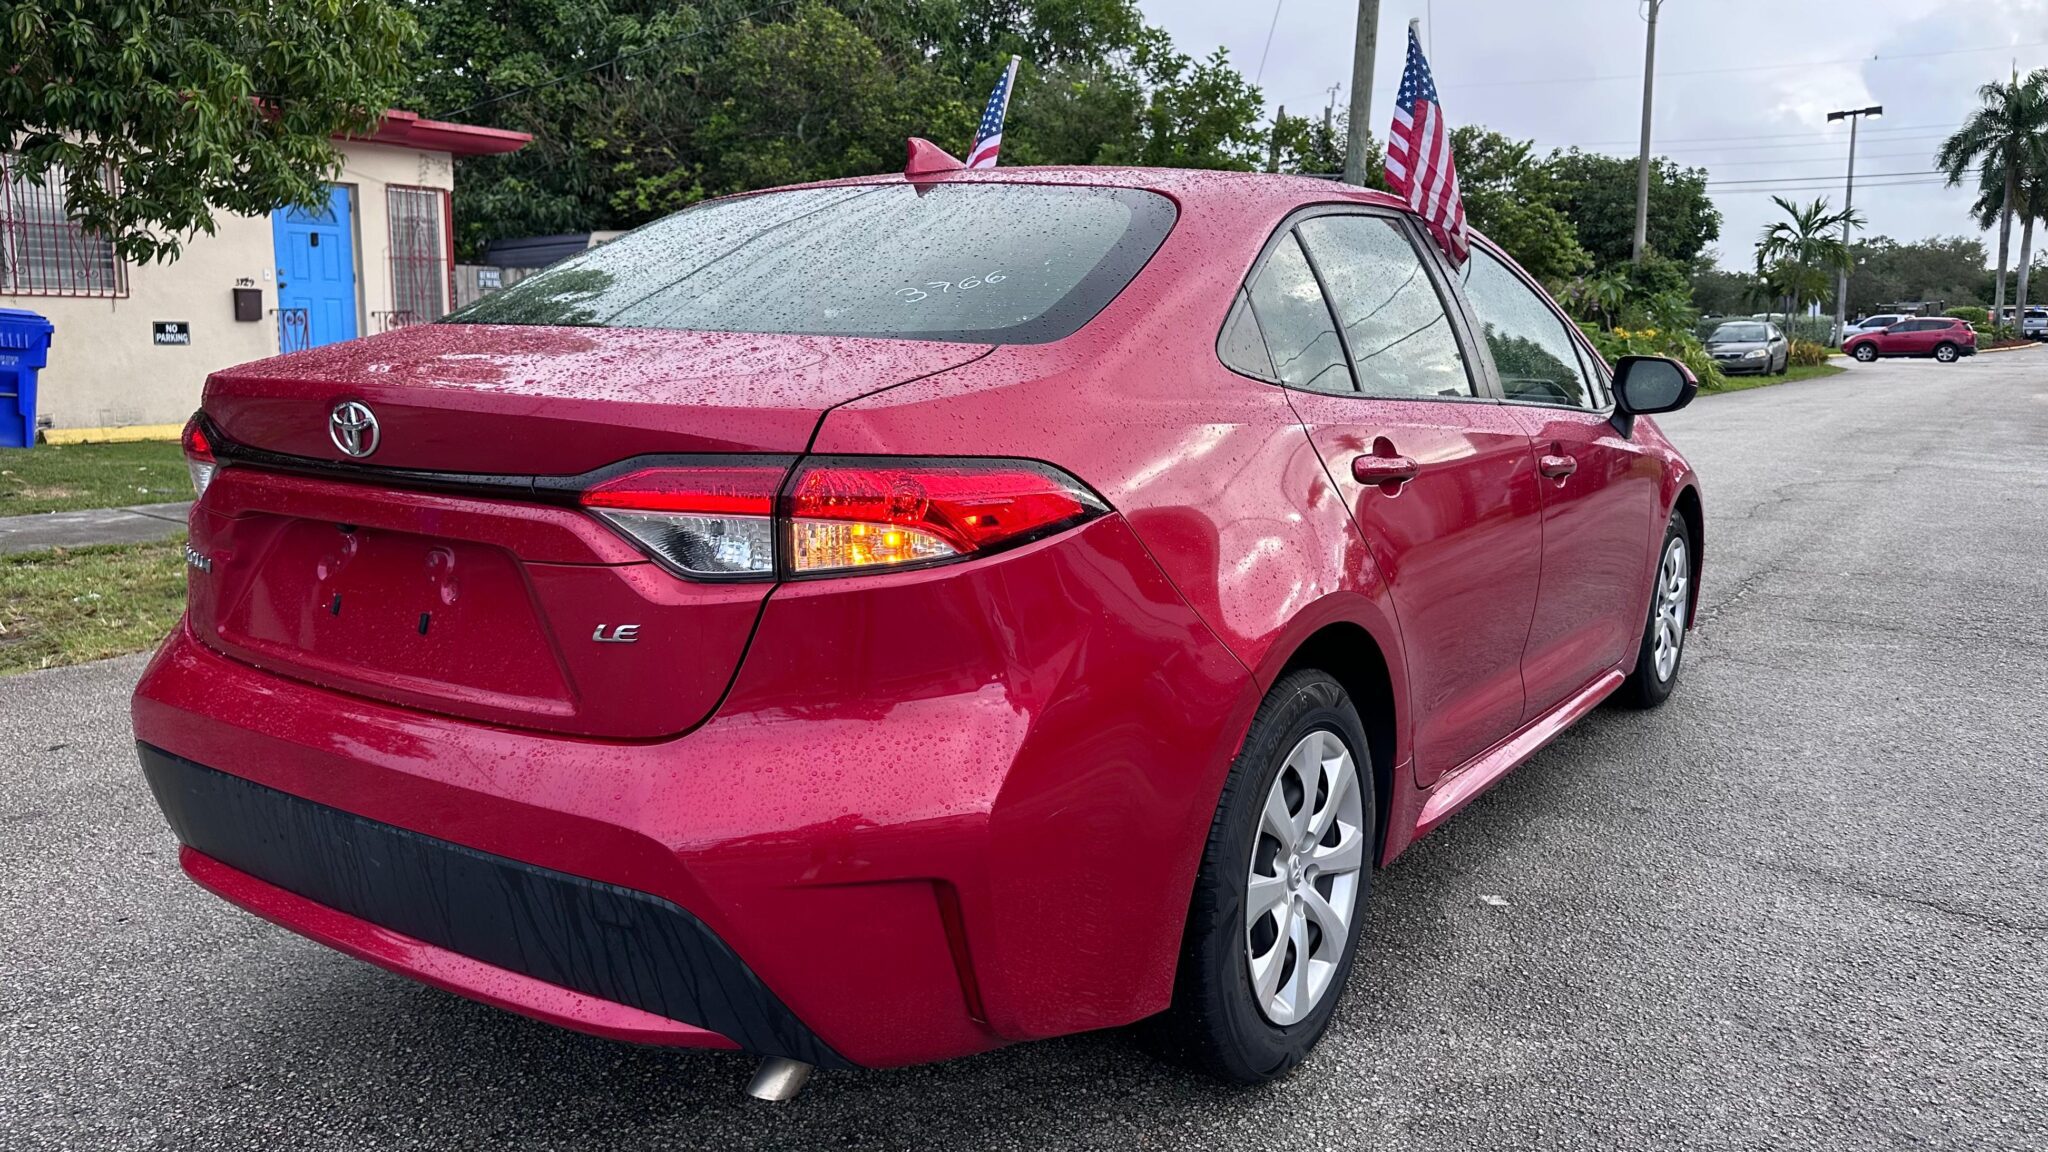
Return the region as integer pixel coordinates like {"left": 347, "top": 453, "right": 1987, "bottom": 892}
{"left": 1937, "top": 69, "right": 2048, "bottom": 325}
{"left": 1754, "top": 195, "right": 1862, "bottom": 330}
{"left": 1970, "top": 152, "right": 2048, "bottom": 316}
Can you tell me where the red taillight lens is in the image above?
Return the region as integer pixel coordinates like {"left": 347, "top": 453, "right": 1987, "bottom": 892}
{"left": 576, "top": 457, "right": 1107, "bottom": 580}
{"left": 181, "top": 413, "right": 216, "bottom": 498}
{"left": 578, "top": 463, "right": 785, "bottom": 579}
{"left": 785, "top": 458, "right": 1107, "bottom": 575}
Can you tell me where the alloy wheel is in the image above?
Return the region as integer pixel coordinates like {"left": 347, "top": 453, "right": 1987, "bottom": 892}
{"left": 1652, "top": 535, "right": 1690, "bottom": 682}
{"left": 1854, "top": 345, "right": 1877, "bottom": 362}
{"left": 1936, "top": 344, "right": 1958, "bottom": 363}
{"left": 1245, "top": 730, "right": 1366, "bottom": 1026}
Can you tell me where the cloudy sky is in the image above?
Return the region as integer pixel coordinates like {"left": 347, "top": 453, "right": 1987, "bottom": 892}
{"left": 1149, "top": 0, "right": 2048, "bottom": 269}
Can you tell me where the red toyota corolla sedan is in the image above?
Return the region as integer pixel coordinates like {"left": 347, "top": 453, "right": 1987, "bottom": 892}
{"left": 134, "top": 162, "right": 1703, "bottom": 1096}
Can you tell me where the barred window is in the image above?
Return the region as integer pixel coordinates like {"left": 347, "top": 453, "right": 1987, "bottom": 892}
{"left": 387, "top": 186, "right": 448, "bottom": 326}
{"left": 0, "top": 156, "right": 126, "bottom": 298}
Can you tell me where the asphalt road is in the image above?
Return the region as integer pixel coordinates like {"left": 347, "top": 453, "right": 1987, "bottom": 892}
{"left": 5, "top": 355, "right": 2045, "bottom": 1150}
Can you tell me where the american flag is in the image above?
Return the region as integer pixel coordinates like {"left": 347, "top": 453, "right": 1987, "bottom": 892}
{"left": 1384, "top": 24, "right": 1468, "bottom": 266}
{"left": 966, "top": 56, "right": 1020, "bottom": 169}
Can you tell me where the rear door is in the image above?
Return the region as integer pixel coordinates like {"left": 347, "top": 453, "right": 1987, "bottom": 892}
{"left": 1453, "top": 242, "right": 1662, "bottom": 718}
{"left": 1236, "top": 209, "right": 1542, "bottom": 785}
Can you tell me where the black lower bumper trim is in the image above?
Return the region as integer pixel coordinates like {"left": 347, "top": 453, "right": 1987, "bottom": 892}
{"left": 137, "top": 743, "right": 845, "bottom": 1067}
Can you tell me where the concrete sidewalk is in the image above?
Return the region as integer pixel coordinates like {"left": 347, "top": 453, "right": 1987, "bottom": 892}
{"left": 0, "top": 502, "right": 191, "bottom": 556}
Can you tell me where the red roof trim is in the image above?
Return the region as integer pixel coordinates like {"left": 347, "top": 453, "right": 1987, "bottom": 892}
{"left": 339, "top": 109, "right": 531, "bottom": 157}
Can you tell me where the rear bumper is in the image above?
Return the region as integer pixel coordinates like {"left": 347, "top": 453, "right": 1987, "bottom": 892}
{"left": 131, "top": 515, "right": 1252, "bottom": 1068}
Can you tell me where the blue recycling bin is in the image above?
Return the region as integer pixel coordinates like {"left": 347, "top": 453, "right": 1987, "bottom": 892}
{"left": 0, "top": 308, "right": 54, "bottom": 448}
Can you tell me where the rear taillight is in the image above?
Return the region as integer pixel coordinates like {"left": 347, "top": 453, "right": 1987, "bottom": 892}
{"left": 786, "top": 458, "right": 1106, "bottom": 575}
{"left": 579, "top": 463, "right": 784, "bottom": 579}
{"left": 578, "top": 457, "right": 1108, "bottom": 580}
{"left": 181, "top": 413, "right": 216, "bottom": 498}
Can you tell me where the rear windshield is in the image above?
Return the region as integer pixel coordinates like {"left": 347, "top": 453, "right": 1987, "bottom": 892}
{"left": 446, "top": 183, "right": 1177, "bottom": 344}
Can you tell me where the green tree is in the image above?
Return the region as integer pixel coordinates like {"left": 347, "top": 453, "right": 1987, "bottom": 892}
{"left": 405, "top": 0, "right": 1272, "bottom": 255}
{"left": 0, "top": 0, "right": 416, "bottom": 264}
{"left": 1268, "top": 107, "right": 1351, "bottom": 176}
{"left": 1546, "top": 149, "right": 1721, "bottom": 268}
{"left": 1689, "top": 255, "right": 1763, "bottom": 317}
{"left": 695, "top": 3, "right": 969, "bottom": 197}
{"left": 1965, "top": 148, "right": 2048, "bottom": 314}
{"left": 1936, "top": 69, "right": 2048, "bottom": 324}
{"left": 1754, "top": 194, "right": 1861, "bottom": 324}
{"left": 1843, "top": 234, "right": 1989, "bottom": 315}
{"left": 1449, "top": 127, "right": 1590, "bottom": 287}
{"left": 1107, "top": 31, "right": 1264, "bottom": 169}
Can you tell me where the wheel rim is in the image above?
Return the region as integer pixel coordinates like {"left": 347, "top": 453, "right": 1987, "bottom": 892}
{"left": 1651, "top": 535, "right": 1689, "bottom": 682}
{"left": 1855, "top": 346, "right": 1875, "bottom": 361}
{"left": 1245, "top": 729, "right": 1366, "bottom": 1027}
{"left": 1937, "top": 345, "right": 1956, "bottom": 362}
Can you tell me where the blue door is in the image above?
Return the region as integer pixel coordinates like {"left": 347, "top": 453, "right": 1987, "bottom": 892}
{"left": 272, "top": 186, "right": 358, "bottom": 348}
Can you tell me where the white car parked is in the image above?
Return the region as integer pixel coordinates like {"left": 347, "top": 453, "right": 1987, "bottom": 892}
{"left": 1841, "top": 314, "right": 1905, "bottom": 342}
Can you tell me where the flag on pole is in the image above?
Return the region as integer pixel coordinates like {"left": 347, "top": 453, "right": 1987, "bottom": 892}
{"left": 1385, "top": 22, "right": 1469, "bottom": 266}
{"left": 967, "top": 56, "right": 1021, "bottom": 169}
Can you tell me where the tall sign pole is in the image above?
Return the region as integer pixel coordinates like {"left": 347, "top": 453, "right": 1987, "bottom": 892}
{"left": 1632, "top": 0, "right": 1664, "bottom": 264}
{"left": 1828, "top": 105, "right": 1883, "bottom": 342}
{"left": 1344, "top": 0, "right": 1381, "bottom": 186}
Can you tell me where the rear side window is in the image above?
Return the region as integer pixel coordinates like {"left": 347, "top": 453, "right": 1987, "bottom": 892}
{"left": 1295, "top": 216, "right": 1473, "bottom": 400}
{"left": 1238, "top": 233, "right": 1354, "bottom": 393}
{"left": 1459, "top": 246, "right": 1597, "bottom": 409}
{"left": 447, "top": 184, "right": 1175, "bottom": 344}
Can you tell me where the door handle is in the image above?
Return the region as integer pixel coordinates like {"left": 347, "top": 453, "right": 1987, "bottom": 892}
{"left": 1353, "top": 454, "right": 1420, "bottom": 486}
{"left": 1538, "top": 453, "right": 1578, "bottom": 479}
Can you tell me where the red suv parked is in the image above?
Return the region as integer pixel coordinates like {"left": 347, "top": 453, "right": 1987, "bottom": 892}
{"left": 134, "top": 164, "right": 1704, "bottom": 1093}
{"left": 1843, "top": 316, "right": 1978, "bottom": 362}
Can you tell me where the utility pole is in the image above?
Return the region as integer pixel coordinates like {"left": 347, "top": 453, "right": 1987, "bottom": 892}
{"left": 1344, "top": 0, "right": 1380, "bottom": 186}
{"left": 1827, "top": 105, "right": 1882, "bottom": 343}
{"left": 1269, "top": 105, "right": 1285, "bottom": 173}
{"left": 1631, "top": 0, "right": 1665, "bottom": 264}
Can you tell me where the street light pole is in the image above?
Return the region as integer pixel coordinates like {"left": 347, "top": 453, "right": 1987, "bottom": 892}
{"left": 1344, "top": 0, "right": 1380, "bottom": 186}
{"left": 1827, "top": 105, "right": 1883, "bottom": 343}
{"left": 1631, "top": 0, "right": 1664, "bottom": 264}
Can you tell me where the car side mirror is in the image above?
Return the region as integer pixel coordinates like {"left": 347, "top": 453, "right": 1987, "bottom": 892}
{"left": 1610, "top": 355, "right": 1697, "bottom": 437}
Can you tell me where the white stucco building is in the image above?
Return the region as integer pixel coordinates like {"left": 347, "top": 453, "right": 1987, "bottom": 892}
{"left": 0, "top": 110, "right": 528, "bottom": 438}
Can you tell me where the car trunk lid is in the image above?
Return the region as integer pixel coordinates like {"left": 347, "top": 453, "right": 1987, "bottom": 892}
{"left": 186, "top": 324, "right": 990, "bottom": 739}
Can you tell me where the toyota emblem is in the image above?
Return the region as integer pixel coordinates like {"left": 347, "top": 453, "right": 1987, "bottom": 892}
{"left": 329, "top": 401, "right": 380, "bottom": 458}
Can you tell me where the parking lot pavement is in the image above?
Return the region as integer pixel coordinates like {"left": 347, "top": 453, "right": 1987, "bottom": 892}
{"left": 4, "top": 355, "right": 2045, "bottom": 1151}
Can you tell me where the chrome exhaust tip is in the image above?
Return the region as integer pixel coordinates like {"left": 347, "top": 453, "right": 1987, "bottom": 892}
{"left": 745, "top": 1057, "right": 814, "bottom": 1102}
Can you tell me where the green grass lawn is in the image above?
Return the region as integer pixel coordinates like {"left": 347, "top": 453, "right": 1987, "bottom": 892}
{"left": 0, "top": 440, "right": 190, "bottom": 516}
{"left": 0, "top": 537, "right": 187, "bottom": 675}
{"left": 1706, "top": 362, "right": 1847, "bottom": 394}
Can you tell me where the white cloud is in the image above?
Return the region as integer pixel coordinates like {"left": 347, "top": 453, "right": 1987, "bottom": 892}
{"left": 1144, "top": 0, "right": 2048, "bottom": 268}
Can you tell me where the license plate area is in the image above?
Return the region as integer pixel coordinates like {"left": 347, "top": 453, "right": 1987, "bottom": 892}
{"left": 215, "top": 519, "right": 573, "bottom": 716}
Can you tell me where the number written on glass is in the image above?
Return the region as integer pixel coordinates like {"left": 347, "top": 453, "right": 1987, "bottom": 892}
{"left": 896, "top": 271, "right": 1006, "bottom": 303}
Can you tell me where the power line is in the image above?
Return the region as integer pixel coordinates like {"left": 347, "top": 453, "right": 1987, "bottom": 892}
{"left": 1705, "top": 148, "right": 1946, "bottom": 169}
{"left": 1641, "top": 131, "right": 1952, "bottom": 157}
{"left": 1708, "top": 168, "right": 1940, "bottom": 186}
{"left": 1441, "top": 38, "right": 2048, "bottom": 91}
{"left": 439, "top": 0, "right": 791, "bottom": 121}
{"left": 1255, "top": 0, "right": 1285, "bottom": 85}
{"left": 1568, "top": 123, "right": 1954, "bottom": 150}
{"left": 1706, "top": 177, "right": 1958, "bottom": 196}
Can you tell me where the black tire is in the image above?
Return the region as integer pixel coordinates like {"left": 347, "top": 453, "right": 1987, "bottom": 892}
{"left": 1933, "top": 342, "right": 1959, "bottom": 363}
{"left": 1616, "top": 511, "right": 1693, "bottom": 710}
{"left": 1852, "top": 343, "right": 1879, "bottom": 362}
{"left": 1773, "top": 354, "right": 1788, "bottom": 375}
{"left": 1149, "top": 669, "right": 1375, "bottom": 1084}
